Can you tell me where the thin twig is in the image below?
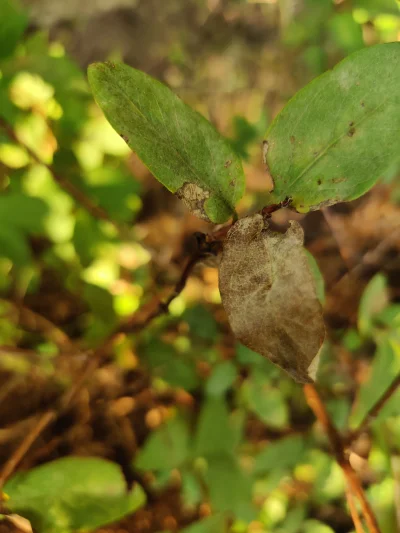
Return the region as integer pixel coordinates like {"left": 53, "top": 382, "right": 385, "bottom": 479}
{"left": 346, "top": 485, "right": 366, "bottom": 533}
{"left": 350, "top": 374, "right": 400, "bottom": 441}
{"left": 0, "top": 410, "right": 56, "bottom": 490}
{"left": 1, "top": 299, "right": 73, "bottom": 351}
{"left": 0, "top": 118, "right": 126, "bottom": 237}
{"left": 304, "top": 384, "right": 381, "bottom": 533}
{"left": 0, "top": 253, "right": 204, "bottom": 490}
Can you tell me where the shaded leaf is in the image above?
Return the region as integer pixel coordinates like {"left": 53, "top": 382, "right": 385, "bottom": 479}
{"left": 350, "top": 337, "right": 400, "bottom": 426}
{"left": 245, "top": 371, "right": 288, "bottom": 428}
{"left": 4, "top": 457, "right": 146, "bottom": 533}
{"left": 205, "top": 454, "right": 254, "bottom": 519}
{"left": 358, "top": 273, "right": 389, "bottom": 336}
{"left": 88, "top": 62, "right": 245, "bottom": 223}
{"left": 0, "top": 225, "right": 31, "bottom": 266}
{"left": 265, "top": 43, "right": 400, "bottom": 212}
{"left": 0, "top": 0, "right": 27, "bottom": 60}
{"left": 219, "top": 214, "right": 325, "bottom": 383}
{"left": 304, "top": 250, "right": 325, "bottom": 304}
{"left": 205, "top": 361, "right": 237, "bottom": 396}
{"left": 181, "top": 514, "right": 227, "bottom": 533}
{"left": 194, "top": 398, "right": 237, "bottom": 457}
{"left": 254, "top": 435, "right": 307, "bottom": 474}
{"left": 0, "top": 193, "right": 48, "bottom": 233}
{"left": 135, "top": 417, "right": 190, "bottom": 471}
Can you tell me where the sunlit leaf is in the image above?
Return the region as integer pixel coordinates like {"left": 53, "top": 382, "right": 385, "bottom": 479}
{"left": 265, "top": 43, "right": 400, "bottom": 212}
{"left": 4, "top": 457, "right": 146, "bottom": 533}
{"left": 88, "top": 62, "right": 245, "bottom": 223}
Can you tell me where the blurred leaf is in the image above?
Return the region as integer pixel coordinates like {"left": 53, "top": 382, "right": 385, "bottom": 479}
{"left": 83, "top": 283, "right": 115, "bottom": 324}
{"left": 328, "top": 13, "right": 364, "bottom": 54}
{"left": 194, "top": 398, "right": 237, "bottom": 457}
{"left": 181, "top": 471, "right": 202, "bottom": 507}
{"left": 358, "top": 273, "right": 389, "bottom": 336}
{"left": 205, "top": 454, "right": 254, "bottom": 519}
{"left": 0, "top": 192, "right": 48, "bottom": 233}
{"left": 229, "top": 113, "right": 269, "bottom": 160}
{"left": 246, "top": 373, "right": 288, "bottom": 428}
{"left": 73, "top": 211, "right": 105, "bottom": 267}
{"left": 181, "top": 514, "right": 227, "bottom": 533}
{"left": 143, "top": 339, "right": 199, "bottom": 391}
{"left": 304, "top": 250, "right": 325, "bottom": 305}
{"left": 354, "top": 0, "right": 400, "bottom": 15}
{"left": 351, "top": 337, "right": 400, "bottom": 426}
{"left": 135, "top": 417, "right": 190, "bottom": 471}
{"left": 88, "top": 62, "right": 245, "bottom": 223}
{"left": 205, "top": 361, "right": 237, "bottom": 397}
{"left": 4, "top": 457, "right": 146, "bottom": 533}
{"left": 0, "top": 224, "right": 31, "bottom": 266}
{"left": 254, "top": 435, "right": 307, "bottom": 474}
{"left": 183, "top": 305, "right": 218, "bottom": 341}
{"left": 303, "top": 520, "right": 335, "bottom": 533}
{"left": 265, "top": 43, "right": 400, "bottom": 212}
{"left": 326, "top": 397, "right": 351, "bottom": 431}
{"left": 276, "top": 505, "right": 307, "bottom": 533}
{"left": 0, "top": 0, "right": 27, "bottom": 60}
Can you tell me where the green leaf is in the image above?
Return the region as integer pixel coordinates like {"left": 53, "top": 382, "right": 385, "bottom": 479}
{"left": 0, "top": 193, "right": 48, "bottom": 233}
{"left": 135, "top": 417, "right": 190, "bottom": 471}
{"left": 254, "top": 435, "right": 307, "bottom": 474}
{"left": 194, "top": 398, "right": 237, "bottom": 457}
{"left": 0, "top": 225, "right": 31, "bottom": 266}
{"left": 143, "top": 339, "right": 199, "bottom": 391}
{"left": 204, "top": 454, "right": 254, "bottom": 519}
{"left": 83, "top": 283, "right": 116, "bottom": 324}
{"left": 0, "top": 0, "right": 27, "bottom": 60}
{"left": 88, "top": 62, "right": 245, "bottom": 223}
{"left": 205, "top": 361, "right": 237, "bottom": 397}
{"left": 265, "top": 43, "right": 400, "bottom": 212}
{"left": 183, "top": 305, "right": 218, "bottom": 341}
{"left": 181, "top": 514, "right": 227, "bottom": 533}
{"left": 358, "top": 273, "right": 389, "bottom": 336}
{"left": 304, "top": 250, "right": 325, "bottom": 304}
{"left": 245, "top": 370, "right": 289, "bottom": 428}
{"left": 351, "top": 337, "right": 400, "bottom": 426}
{"left": 4, "top": 457, "right": 146, "bottom": 533}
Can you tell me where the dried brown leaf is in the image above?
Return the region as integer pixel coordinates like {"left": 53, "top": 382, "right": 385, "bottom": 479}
{"left": 219, "top": 214, "right": 325, "bottom": 383}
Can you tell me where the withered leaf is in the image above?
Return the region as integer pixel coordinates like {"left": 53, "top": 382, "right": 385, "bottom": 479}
{"left": 219, "top": 214, "right": 325, "bottom": 383}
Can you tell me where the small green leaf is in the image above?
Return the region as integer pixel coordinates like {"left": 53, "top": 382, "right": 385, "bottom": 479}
{"left": 254, "top": 435, "right": 306, "bottom": 474}
{"left": 265, "top": 43, "right": 400, "bottom": 212}
{"left": 88, "top": 62, "right": 245, "bottom": 223}
{"left": 351, "top": 337, "right": 400, "bottom": 426}
{"left": 194, "top": 398, "right": 237, "bottom": 457}
{"left": 0, "top": 225, "right": 31, "bottom": 266}
{"left": 0, "top": 0, "right": 27, "bottom": 60}
{"left": 205, "top": 361, "right": 237, "bottom": 397}
{"left": 4, "top": 457, "right": 146, "bottom": 533}
{"left": 304, "top": 250, "right": 325, "bottom": 304}
{"left": 358, "top": 273, "right": 389, "bottom": 336}
{"left": 205, "top": 454, "right": 254, "bottom": 519}
{"left": 135, "top": 417, "right": 190, "bottom": 471}
{"left": 181, "top": 514, "right": 227, "bottom": 533}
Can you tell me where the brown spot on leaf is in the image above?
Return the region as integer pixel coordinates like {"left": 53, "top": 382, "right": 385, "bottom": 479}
{"left": 348, "top": 126, "right": 356, "bottom": 137}
{"left": 175, "top": 182, "right": 210, "bottom": 221}
{"left": 361, "top": 101, "right": 365, "bottom": 107}
{"left": 229, "top": 179, "right": 236, "bottom": 187}
{"left": 120, "top": 133, "right": 129, "bottom": 143}
{"left": 332, "top": 177, "right": 346, "bottom": 184}
{"left": 219, "top": 215, "right": 325, "bottom": 383}
{"left": 317, "top": 179, "right": 322, "bottom": 185}
{"left": 224, "top": 160, "right": 232, "bottom": 168}
{"left": 349, "top": 121, "right": 354, "bottom": 127}
{"left": 290, "top": 136, "right": 295, "bottom": 144}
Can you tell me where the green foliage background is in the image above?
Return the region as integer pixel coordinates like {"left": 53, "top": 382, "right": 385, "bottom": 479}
{"left": 0, "top": 1, "right": 400, "bottom": 532}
